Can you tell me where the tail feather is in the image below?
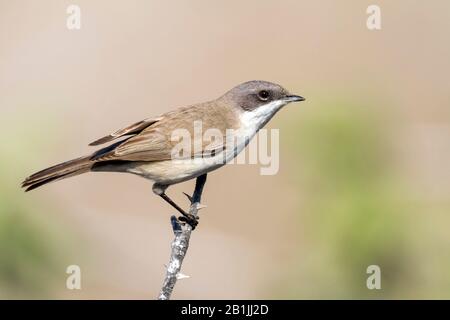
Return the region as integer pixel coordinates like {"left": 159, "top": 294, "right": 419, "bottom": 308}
{"left": 22, "top": 156, "right": 93, "bottom": 192}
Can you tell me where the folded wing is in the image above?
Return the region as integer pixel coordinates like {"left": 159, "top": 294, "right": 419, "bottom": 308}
{"left": 90, "top": 102, "right": 236, "bottom": 163}
{"left": 89, "top": 117, "right": 161, "bottom": 146}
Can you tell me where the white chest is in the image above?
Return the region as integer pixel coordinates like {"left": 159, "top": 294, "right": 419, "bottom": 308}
{"left": 134, "top": 101, "right": 285, "bottom": 185}
{"left": 233, "top": 100, "right": 284, "bottom": 151}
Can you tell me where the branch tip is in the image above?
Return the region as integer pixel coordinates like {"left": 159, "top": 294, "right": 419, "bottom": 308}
{"left": 157, "top": 174, "right": 207, "bottom": 300}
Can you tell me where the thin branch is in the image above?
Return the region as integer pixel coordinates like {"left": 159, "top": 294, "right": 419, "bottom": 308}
{"left": 157, "top": 174, "right": 207, "bottom": 300}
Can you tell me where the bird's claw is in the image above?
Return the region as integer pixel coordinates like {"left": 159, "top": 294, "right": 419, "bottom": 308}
{"left": 178, "top": 213, "right": 199, "bottom": 229}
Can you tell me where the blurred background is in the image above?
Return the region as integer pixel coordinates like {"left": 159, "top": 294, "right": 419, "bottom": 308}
{"left": 1, "top": 0, "right": 449, "bottom": 299}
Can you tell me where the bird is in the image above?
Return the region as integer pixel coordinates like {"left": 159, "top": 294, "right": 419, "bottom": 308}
{"left": 22, "top": 80, "right": 305, "bottom": 228}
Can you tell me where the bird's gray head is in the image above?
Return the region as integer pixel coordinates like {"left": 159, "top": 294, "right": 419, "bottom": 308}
{"left": 220, "top": 80, "right": 305, "bottom": 111}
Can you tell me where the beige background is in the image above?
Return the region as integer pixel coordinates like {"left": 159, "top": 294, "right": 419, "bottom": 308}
{"left": 1, "top": 1, "right": 449, "bottom": 299}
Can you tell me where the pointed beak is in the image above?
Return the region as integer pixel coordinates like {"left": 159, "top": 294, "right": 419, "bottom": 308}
{"left": 284, "top": 95, "right": 305, "bottom": 102}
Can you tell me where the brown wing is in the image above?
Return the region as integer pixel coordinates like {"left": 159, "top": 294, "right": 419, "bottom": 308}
{"left": 97, "top": 127, "right": 174, "bottom": 161}
{"left": 89, "top": 117, "right": 162, "bottom": 146}
{"left": 92, "top": 102, "right": 236, "bottom": 162}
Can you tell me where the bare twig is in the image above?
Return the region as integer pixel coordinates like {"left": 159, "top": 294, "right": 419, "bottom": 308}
{"left": 157, "top": 174, "right": 207, "bottom": 300}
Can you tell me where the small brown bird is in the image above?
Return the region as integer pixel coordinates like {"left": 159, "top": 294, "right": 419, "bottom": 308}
{"left": 22, "top": 80, "right": 304, "bottom": 227}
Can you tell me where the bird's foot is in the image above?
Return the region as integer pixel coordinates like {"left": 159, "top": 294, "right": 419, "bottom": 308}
{"left": 178, "top": 213, "right": 199, "bottom": 230}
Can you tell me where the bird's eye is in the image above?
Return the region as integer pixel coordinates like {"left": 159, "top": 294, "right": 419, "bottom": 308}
{"left": 258, "top": 90, "right": 270, "bottom": 101}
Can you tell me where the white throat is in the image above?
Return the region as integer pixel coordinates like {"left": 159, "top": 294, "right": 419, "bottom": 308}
{"left": 239, "top": 100, "right": 285, "bottom": 134}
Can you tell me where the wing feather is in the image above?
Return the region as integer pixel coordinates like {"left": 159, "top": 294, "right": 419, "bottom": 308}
{"left": 91, "top": 102, "right": 236, "bottom": 162}
{"left": 89, "top": 117, "right": 161, "bottom": 146}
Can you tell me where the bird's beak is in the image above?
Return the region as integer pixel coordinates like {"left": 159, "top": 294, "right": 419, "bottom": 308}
{"left": 284, "top": 95, "right": 305, "bottom": 102}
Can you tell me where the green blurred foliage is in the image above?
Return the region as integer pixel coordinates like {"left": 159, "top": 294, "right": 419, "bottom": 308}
{"left": 0, "top": 193, "right": 60, "bottom": 298}
{"left": 277, "top": 97, "right": 418, "bottom": 298}
{"left": 0, "top": 117, "right": 75, "bottom": 299}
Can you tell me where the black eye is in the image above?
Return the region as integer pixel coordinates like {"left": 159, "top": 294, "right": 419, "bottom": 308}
{"left": 258, "top": 90, "right": 270, "bottom": 101}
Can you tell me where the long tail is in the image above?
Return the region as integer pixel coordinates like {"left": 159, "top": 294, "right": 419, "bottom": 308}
{"left": 22, "top": 156, "right": 93, "bottom": 192}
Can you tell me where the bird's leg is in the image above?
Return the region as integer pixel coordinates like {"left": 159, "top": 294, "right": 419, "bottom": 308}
{"left": 159, "top": 193, "right": 199, "bottom": 229}
{"left": 153, "top": 184, "right": 198, "bottom": 229}
{"left": 178, "top": 173, "right": 207, "bottom": 228}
